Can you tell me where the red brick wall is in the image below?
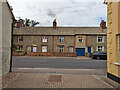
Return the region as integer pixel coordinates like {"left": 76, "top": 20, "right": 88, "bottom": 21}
{"left": 12, "top": 52, "right": 25, "bottom": 56}
{"left": 29, "top": 52, "right": 77, "bottom": 57}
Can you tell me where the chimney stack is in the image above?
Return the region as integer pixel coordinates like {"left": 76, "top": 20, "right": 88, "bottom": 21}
{"left": 16, "top": 20, "right": 22, "bottom": 28}
{"left": 100, "top": 20, "right": 106, "bottom": 29}
{"left": 53, "top": 19, "right": 57, "bottom": 29}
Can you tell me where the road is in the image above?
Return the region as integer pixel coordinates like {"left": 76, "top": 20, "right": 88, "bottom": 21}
{"left": 12, "top": 56, "right": 107, "bottom": 69}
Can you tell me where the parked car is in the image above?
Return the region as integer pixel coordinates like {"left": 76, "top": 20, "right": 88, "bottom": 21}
{"left": 92, "top": 52, "right": 107, "bottom": 60}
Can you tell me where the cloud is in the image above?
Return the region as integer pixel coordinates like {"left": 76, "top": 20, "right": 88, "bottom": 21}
{"left": 8, "top": 0, "right": 107, "bottom": 26}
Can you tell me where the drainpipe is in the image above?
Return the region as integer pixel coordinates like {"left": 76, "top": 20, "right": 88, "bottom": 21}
{"left": 9, "top": 23, "right": 13, "bottom": 72}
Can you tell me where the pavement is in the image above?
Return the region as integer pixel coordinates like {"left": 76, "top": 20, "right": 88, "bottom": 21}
{"left": 3, "top": 68, "right": 120, "bottom": 89}
{"left": 3, "top": 57, "right": 119, "bottom": 89}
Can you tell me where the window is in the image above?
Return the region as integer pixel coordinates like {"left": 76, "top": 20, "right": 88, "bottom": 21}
{"left": 17, "top": 45, "right": 23, "bottom": 50}
{"left": 18, "top": 36, "right": 23, "bottom": 42}
{"left": 98, "top": 46, "right": 103, "bottom": 52}
{"left": 119, "top": 35, "right": 120, "bottom": 50}
{"left": 97, "top": 36, "right": 104, "bottom": 43}
{"left": 78, "top": 37, "right": 83, "bottom": 43}
{"left": 69, "top": 47, "right": 73, "bottom": 52}
{"left": 42, "top": 46, "right": 47, "bottom": 52}
{"left": 59, "top": 46, "right": 64, "bottom": 52}
{"left": 42, "top": 36, "right": 48, "bottom": 42}
{"left": 118, "top": 35, "right": 120, "bottom": 63}
{"left": 33, "top": 47, "right": 37, "bottom": 52}
{"left": 59, "top": 36, "right": 64, "bottom": 42}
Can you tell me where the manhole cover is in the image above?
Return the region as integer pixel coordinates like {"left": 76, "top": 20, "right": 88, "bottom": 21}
{"left": 48, "top": 75, "right": 62, "bottom": 82}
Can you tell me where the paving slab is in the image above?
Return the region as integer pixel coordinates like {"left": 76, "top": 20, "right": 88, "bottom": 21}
{"left": 4, "top": 73, "right": 115, "bottom": 89}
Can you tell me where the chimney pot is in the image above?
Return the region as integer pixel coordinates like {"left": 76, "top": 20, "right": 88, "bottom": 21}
{"left": 53, "top": 19, "right": 57, "bottom": 29}
{"left": 16, "top": 20, "right": 22, "bottom": 28}
{"left": 100, "top": 20, "right": 106, "bottom": 29}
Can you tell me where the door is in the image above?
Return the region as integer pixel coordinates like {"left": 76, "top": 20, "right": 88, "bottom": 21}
{"left": 33, "top": 47, "right": 37, "bottom": 52}
{"left": 75, "top": 48, "right": 85, "bottom": 56}
{"left": 88, "top": 47, "right": 91, "bottom": 54}
{"left": 27, "top": 46, "right": 31, "bottom": 55}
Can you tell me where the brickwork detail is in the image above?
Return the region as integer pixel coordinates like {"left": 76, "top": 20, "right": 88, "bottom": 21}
{"left": 29, "top": 52, "right": 77, "bottom": 57}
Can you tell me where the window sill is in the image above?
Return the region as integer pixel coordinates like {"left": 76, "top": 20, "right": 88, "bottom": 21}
{"left": 114, "top": 62, "right": 120, "bottom": 66}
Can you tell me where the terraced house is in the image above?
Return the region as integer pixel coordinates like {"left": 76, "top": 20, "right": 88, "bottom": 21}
{"left": 13, "top": 20, "right": 107, "bottom": 57}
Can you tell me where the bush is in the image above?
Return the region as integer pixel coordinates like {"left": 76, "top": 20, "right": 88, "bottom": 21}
{"left": 15, "top": 50, "right": 24, "bottom": 53}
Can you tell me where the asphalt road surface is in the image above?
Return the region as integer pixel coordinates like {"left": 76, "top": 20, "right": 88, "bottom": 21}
{"left": 12, "top": 56, "right": 107, "bottom": 69}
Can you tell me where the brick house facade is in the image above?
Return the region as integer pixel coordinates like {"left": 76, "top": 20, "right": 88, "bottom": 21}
{"left": 13, "top": 20, "right": 107, "bottom": 57}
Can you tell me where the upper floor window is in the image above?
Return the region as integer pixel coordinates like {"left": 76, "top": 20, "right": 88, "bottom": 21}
{"left": 59, "top": 46, "right": 64, "bottom": 52}
{"left": 97, "top": 36, "right": 104, "bottom": 43}
{"left": 18, "top": 36, "right": 23, "bottom": 42}
{"left": 59, "top": 36, "right": 64, "bottom": 42}
{"left": 42, "top": 36, "right": 48, "bottom": 42}
{"left": 78, "top": 37, "right": 83, "bottom": 43}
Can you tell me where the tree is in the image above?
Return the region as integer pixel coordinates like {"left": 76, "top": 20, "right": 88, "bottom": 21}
{"left": 16, "top": 18, "right": 39, "bottom": 27}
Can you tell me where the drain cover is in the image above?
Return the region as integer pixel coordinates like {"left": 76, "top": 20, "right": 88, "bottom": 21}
{"left": 48, "top": 75, "right": 62, "bottom": 82}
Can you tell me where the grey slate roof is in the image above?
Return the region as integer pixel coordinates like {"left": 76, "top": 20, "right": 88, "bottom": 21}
{"left": 13, "top": 27, "right": 107, "bottom": 36}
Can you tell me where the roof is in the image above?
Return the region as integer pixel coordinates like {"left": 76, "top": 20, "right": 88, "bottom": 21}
{"left": 13, "top": 27, "right": 107, "bottom": 36}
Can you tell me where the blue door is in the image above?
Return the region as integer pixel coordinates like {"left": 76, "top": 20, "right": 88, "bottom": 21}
{"left": 88, "top": 47, "right": 91, "bottom": 54}
{"left": 75, "top": 48, "right": 85, "bottom": 56}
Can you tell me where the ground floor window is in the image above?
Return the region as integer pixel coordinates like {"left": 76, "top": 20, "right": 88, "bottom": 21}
{"left": 98, "top": 46, "right": 103, "bottom": 52}
{"left": 42, "top": 46, "right": 47, "bottom": 52}
{"left": 33, "top": 47, "right": 37, "bottom": 52}
{"left": 17, "top": 45, "right": 23, "bottom": 50}
{"left": 69, "top": 47, "right": 73, "bottom": 52}
{"left": 118, "top": 35, "right": 120, "bottom": 63}
{"left": 59, "top": 46, "right": 64, "bottom": 52}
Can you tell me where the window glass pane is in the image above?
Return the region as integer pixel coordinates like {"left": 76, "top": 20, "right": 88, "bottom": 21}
{"left": 18, "top": 36, "right": 23, "bottom": 42}
{"left": 78, "top": 37, "right": 83, "bottom": 43}
{"left": 98, "top": 36, "right": 103, "bottom": 43}
{"left": 42, "top": 36, "right": 47, "bottom": 42}
{"left": 98, "top": 46, "right": 102, "bottom": 51}
{"left": 69, "top": 47, "right": 73, "bottom": 52}
{"left": 59, "top": 46, "right": 64, "bottom": 52}
{"left": 59, "top": 37, "right": 64, "bottom": 42}
{"left": 42, "top": 46, "right": 47, "bottom": 52}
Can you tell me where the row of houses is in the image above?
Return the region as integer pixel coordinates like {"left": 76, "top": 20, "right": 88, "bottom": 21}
{"left": 13, "top": 19, "right": 107, "bottom": 56}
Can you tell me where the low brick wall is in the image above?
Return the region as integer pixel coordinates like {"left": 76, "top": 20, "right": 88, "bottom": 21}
{"left": 12, "top": 52, "right": 25, "bottom": 56}
{"left": 29, "top": 52, "right": 77, "bottom": 57}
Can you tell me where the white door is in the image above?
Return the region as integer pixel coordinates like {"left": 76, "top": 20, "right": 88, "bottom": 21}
{"left": 33, "top": 47, "right": 37, "bottom": 52}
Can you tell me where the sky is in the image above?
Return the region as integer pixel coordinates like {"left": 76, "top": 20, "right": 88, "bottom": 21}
{"left": 8, "top": 0, "right": 107, "bottom": 27}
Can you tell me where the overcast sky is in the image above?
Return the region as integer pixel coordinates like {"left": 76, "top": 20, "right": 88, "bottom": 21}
{"left": 8, "top": 0, "right": 107, "bottom": 27}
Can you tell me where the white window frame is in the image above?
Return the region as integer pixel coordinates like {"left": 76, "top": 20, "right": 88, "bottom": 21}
{"left": 97, "top": 46, "right": 104, "bottom": 52}
{"left": 18, "top": 36, "right": 23, "bottom": 42}
{"left": 97, "top": 36, "right": 104, "bottom": 43}
{"left": 69, "top": 47, "right": 74, "bottom": 52}
{"left": 42, "top": 36, "right": 48, "bottom": 43}
{"left": 59, "top": 36, "right": 64, "bottom": 42}
{"left": 42, "top": 46, "right": 47, "bottom": 52}
{"left": 59, "top": 46, "right": 64, "bottom": 52}
{"left": 18, "top": 46, "right": 23, "bottom": 50}
{"left": 78, "top": 37, "right": 83, "bottom": 43}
